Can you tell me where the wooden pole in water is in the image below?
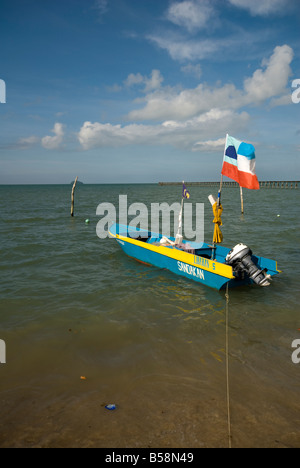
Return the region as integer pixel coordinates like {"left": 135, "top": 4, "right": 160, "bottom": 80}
{"left": 240, "top": 186, "right": 244, "bottom": 214}
{"left": 71, "top": 176, "right": 78, "bottom": 217}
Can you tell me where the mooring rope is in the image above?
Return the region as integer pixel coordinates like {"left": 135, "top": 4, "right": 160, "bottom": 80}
{"left": 225, "top": 282, "right": 232, "bottom": 448}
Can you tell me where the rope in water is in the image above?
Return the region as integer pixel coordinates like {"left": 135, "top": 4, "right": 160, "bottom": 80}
{"left": 225, "top": 282, "right": 232, "bottom": 449}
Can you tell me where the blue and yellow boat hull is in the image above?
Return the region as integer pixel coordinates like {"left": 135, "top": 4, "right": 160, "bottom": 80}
{"left": 109, "top": 224, "right": 280, "bottom": 290}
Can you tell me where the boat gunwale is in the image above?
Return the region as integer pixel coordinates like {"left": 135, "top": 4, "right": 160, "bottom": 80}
{"left": 109, "top": 226, "right": 235, "bottom": 280}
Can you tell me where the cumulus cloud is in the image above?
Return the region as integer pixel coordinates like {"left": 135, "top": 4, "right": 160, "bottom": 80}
{"left": 269, "top": 94, "right": 292, "bottom": 107}
{"left": 151, "top": 1, "right": 291, "bottom": 65}
{"left": 78, "top": 109, "right": 250, "bottom": 151}
{"left": 228, "top": 0, "right": 288, "bottom": 16}
{"left": 127, "top": 45, "right": 293, "bottom": 122}
{"left": 124, "top": 73, "right": 144, "bottom": 88}
{"left": 243, "top": 44, "right": 293, "bottom": 103}
{"left": 147, "top": 33, "right": 220, "bottom": 62}
{"left": 77, "top": 45, "right": 293, "bottom": 153}
{"left": 124, "top": 70, "right": 164, "bottom": 92}
{"left": 41, "top": 123, "right": 65, "bottom": 150}
{"left": 127, "top": 82, "right": 243, "bottom": 122}
{"left": 166, "top": 0, "right": 215, "bottom": 33}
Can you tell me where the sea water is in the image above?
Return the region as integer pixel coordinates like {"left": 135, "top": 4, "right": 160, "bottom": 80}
{"left": 0, "top": 184, "right": 299, "bottom": 448}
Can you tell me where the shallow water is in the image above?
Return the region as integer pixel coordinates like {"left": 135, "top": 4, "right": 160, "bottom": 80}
{"left": 0, "top": 184, "right": 299, "bottom": 448}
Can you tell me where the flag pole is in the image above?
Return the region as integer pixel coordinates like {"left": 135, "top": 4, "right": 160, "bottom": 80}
{"left": 240, "top": 186, "right": 244, "bottom": 214}
{"left": 219, "top": 133, "right": 228, "bottom": 199}
{"left": 217, "top": 133, "right": 228, "bottom": 210}
{"left": 210, "top": 135, "right": 227, "bottom": 259}
{"left": 175, "top": 181, "right": 184, "bottom": 245}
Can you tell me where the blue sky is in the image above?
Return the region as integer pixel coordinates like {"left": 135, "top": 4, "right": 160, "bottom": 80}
{"left": 0, "top": 0, "right": 299, "bottom": 184}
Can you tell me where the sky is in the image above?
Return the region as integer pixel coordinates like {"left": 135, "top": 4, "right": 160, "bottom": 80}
{"left": 0, "top": 0, "right": 299, "bottom": 184}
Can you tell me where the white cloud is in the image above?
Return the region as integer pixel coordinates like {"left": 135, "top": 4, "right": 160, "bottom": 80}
{"left": 77, "top": 46, "right": 294, "bottom": 153}
{"left": 78, "top": 109, "right": 250, "bottom": 152}
{"left": 269, "top": 94, "right": 292, "bottom": 107}
{"left": 127, "top": 82, "right": 243, "bottom": 121}
{"left": 243, "top": 45, "right": 293, "bottom": 103}
{"left": 18, "top": 136, "right": 40, "bottom": 148}
{"left": 150, "top": 1, "right": 292, "bottom": 66}
{"left": 181, "top": 63, "right": 202, "bottom": 79}
{"left": 127, "top": 45, "right": 293, "bottom": 122}
{"left": 166, "top": 1, "right": 215, "bottom": 33}
{"left": 78, "top": 121, "right": 155, "bottom": 149}
{"left": 124, "top": 70, "right": 164, "bottom": 92}
{"left": 148, "top": 33, "right": 220, "bottom": 62}
{"left": 124, "top": 73, "right": 144, "bottom": 88}
{"left": 144, "top": 70, "right": 164, "bottom": 92}
{"left": 41, "top": 123, "right": 65, "bottom": 150}
{"left": 228, "top": 0, "right": 287, "bottom": 16}
{"left": 193, "top": 137, "right": 226, "bottom": 152}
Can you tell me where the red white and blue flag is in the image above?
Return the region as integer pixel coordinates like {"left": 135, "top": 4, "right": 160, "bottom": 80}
{"left": 222, "top": 134, "right": 260, "bottom": 190}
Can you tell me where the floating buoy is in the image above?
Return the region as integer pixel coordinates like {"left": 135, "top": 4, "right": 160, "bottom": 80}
{"left": 85, "top": 219, "right": 90, "bottom": 224}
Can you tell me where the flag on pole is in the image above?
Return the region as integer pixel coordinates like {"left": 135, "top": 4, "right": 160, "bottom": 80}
{"left": 182, "top": 182, "right": 190, "bottom": 199}
{"left": 222, "top": 134, "right": 260, "bottom": 190}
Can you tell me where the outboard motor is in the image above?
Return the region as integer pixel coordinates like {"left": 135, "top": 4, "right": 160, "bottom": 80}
{"left": 225, "top": 244, "right": 271, "bottom": 287}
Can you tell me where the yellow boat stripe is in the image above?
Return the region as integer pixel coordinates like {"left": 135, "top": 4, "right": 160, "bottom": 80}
{"left": 110, "top": 230, "right": 235, "bottom": 279}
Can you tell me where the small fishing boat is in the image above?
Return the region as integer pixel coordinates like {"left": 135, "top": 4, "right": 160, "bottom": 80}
{"left": 109, "top": 135, "right": 280, "bottom": 290}
{"left": 109, "top": 223, "right": 280, "bottom": 290}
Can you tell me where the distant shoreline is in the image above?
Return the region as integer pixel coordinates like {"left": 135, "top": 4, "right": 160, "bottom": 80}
{"left": 0, "top": 180, "right": 298, "bottom": 187}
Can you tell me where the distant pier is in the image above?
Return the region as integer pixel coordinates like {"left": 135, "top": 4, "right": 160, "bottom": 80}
{"left": 158, "top": 181, "right": 299, "bottom": 189}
